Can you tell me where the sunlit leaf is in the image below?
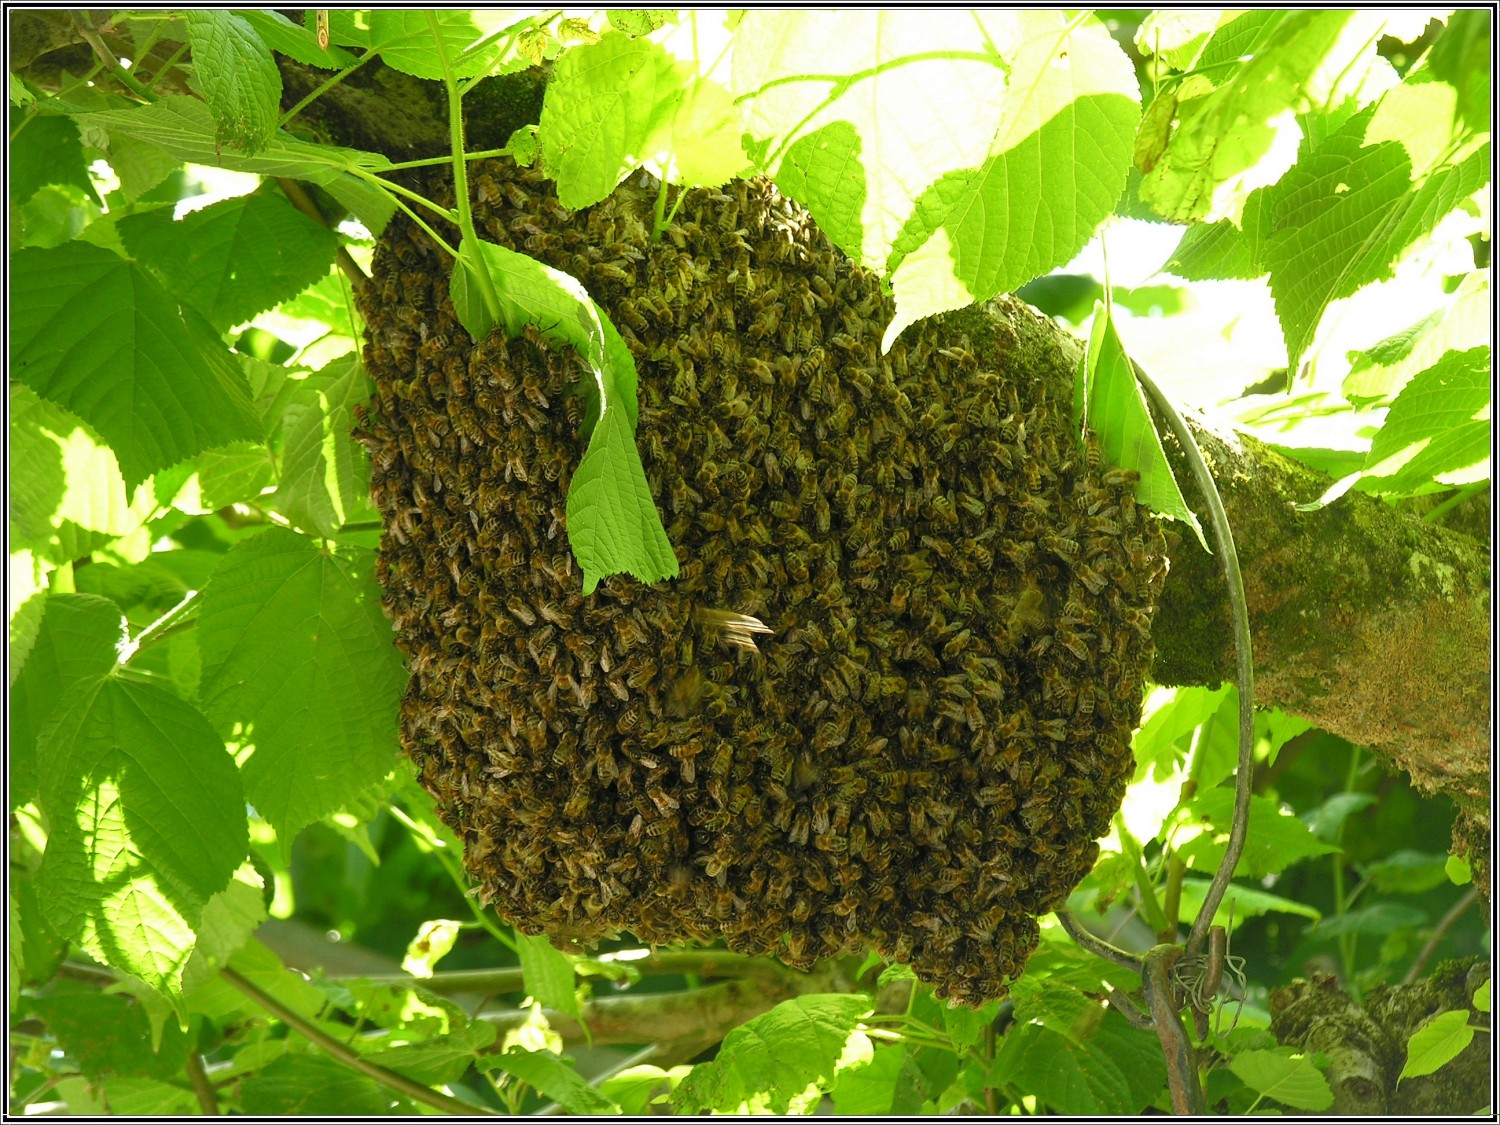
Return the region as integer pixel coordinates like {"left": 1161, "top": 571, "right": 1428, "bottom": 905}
{"left": 1230, "top": 1049, "right": 1333, "bottom": 1110}
{"left": 1400, "top": 1009, "right": 1476, "bottom": 1081}
{"left": 184, "top": 11, "right": 282, "bottom": 154}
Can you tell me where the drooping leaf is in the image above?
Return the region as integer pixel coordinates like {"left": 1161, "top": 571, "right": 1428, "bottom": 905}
{"left": 486, "top": 1049, "right": 623, "bottom": 1115}
{"left": 451, "top": 237, "right": 675, "bottom": 593}
{"left": 1314, "top": 902, "right": 1428, "bottom": 937}
{"left": 1229, "top": 1049, "right": 1334, "bottom": 1110}
{"left": 1083, "top": 300, "right": 1207, "bottom": 549}
{"left": 1358, "top": 850, "right": 1453, "bottom": 895}
{"left": 1175, "top": 876, "right": 1323, "bottom": 928}
{"left": 196, "top": 528, "right": 407, "bottom": 841}
{"left": 516, "top": 934, "right": 581, "bottom": 1025}
{"left": 35, "top": 675, "right": 248, "bottom": 996}
{"left": 9, "top": 594, "right": 124, "bottom": 809}
{"left": 183, "top": 11, "right": 283, "bottom": 154}
{"left": 363, "top": 10, "right": 524, "bottom": 81}
{"left": 1400, "top": 1009, "right": 1476, "bottom": 1081}
{"left": 11, "top": 243, "right": 262, "bottom": 488}
{"left": 673, "top": 994, "right": 874, "bottom": 1114}
{"left": 1131, "top": 684, "right": 1232, "bottom": 778}
{"left": 1175, "top": 790, "right": 1340, "bottom": 876}
{"left": 942, "top": 999, "right": 1002, "bottom": 1054}
{"left": 119, "top": 193, "right": 338, "bottom": 333}
{"left": 1359, "top": 347, "right": 1491, "bottom": 492}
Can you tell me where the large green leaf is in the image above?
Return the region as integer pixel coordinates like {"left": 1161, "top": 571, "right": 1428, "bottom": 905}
{"left": 992, "top": 1008, "right": 1166, "bottom": 1115}
{"left": 119, "top": 193, "right": 338, "bottom": 333}
{"left": 11, "top": 242, "right": 262, "bottom": 488}
{"left": 8, "top": 385, "right": 159, "bottom": 565}
{"left": 238, "top": 9, "right": 357, "bottom": 69}
{"left": 828, "top": 1046, "right": 929, "bottom": 1116}
{"left": 486, "top": 1049, "right": 623, "bottom": 1115}
{"left": 1230, "top": 1049, "right": 1334, "bottom": 1110}
{"left": 1360, "top": 347, "right": 1491, "bottom": 492}
{"left": 35, "top": 674, "right": 248, "bottom": 996}
{"left": 183, "top": 11, "right": 283, "bottom": 154}
{"left": 516, "top": 934, "right": 581, "bottom": 1025}
{"left": 270, "top": 356, "right": 375, "bottom": 537}
{"left": 451, "top": 237, "right": 675, "bottom": 593}
{"left": 9, "top": 594, "right": 124, "bottom": 809}
{"left": 1175, "top": 790, "right": 1340, "bottom": 877}
{"left": 9, "top": 114, "right": 101, "bottom": 206}
{"left": 196, "top": 528, "right": 407, "bottom": 840}
{"left": 241, "top": 1054, "right": 395, "bottom": 1117}
{"left": 1344, "top": 271, "right": 1489, "bottom": 404}
{"left": 673, "top": 994, "right": 874, "bottom": 1114}
{"left": 1140, "top": 11, "right": 1394, "bottom": 224}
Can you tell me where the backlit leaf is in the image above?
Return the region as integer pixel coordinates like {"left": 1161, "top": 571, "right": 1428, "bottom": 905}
{"left": 196, "top": 528, "right": 407, "bottom": 840}
{"left": 184, "top": 11, "right": 282, "bottom": 154}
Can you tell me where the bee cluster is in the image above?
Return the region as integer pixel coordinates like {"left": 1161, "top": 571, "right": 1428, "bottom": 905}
{"left": 357, "top": 161, "right": 1169, "bottom": 1005}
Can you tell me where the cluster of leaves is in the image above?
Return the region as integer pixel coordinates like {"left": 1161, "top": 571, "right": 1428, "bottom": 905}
{"left": 8, "top": 8, "right": 1490, "bottom": 1117}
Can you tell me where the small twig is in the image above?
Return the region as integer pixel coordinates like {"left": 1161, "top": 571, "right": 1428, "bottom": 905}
{"left": 1403, "top": 887, "right": 1480, "bottom": 985}
{"left": 1055, "top": 909, "right": 1143, "bottom": 972}
{"left": 74, "top": 12, "right": 153, "bottom": 100}
{"left": 220, "top": 967, "right": 502, "bottom": 1115}
{"left": 275, "top": 177, "right": 371, "bottom": 299}
{"left": 183, "top": 1049, "right": 218, "bottom": 1115}
{"left": 1132, "top": 360, "right": 1256, "bottom": 959}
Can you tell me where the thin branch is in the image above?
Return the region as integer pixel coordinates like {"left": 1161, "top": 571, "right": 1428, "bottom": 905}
{"left": 1132, "top": 359, "right": 1256, "bottom": 959}
{"left": 275, "top": 177, "right": 371, "bottom": 300}
{"left": 1403, "top": 887, "right": 1480, "bottom": 985}
{"left": 1055, "top": 910, "right": 1143, "bottom": 972}
{"left": 220, "top": 967, "right": 503, "bottom": 1116}
{"left": 74, "top": 12, "right": 152, "bottom": 100}
{"left": 183, "top": 1049, "right": 218, "bottom": 1115}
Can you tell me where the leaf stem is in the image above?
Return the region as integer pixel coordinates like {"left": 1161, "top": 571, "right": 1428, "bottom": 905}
{"left": 1422, "top": 481, "right": 1488, "bottom": 523}
{"left": 74, "top": 12, "right": 154, "bottom": 101}
{"left": 220, "top": 966, "right": 503, "bottom": 1115}
{"left": 382, "top": 146, "right": 513, "bottom": 172}
{"left": 1131, "top": 359, "right": 1255, "bottom": 960}
{"left": 427, "top": 11, "right": 501, "bottom": 323}
{"left": 140, "top": 42, "right": 188, "bottom": 94}
{"left": 278, "top": 50, "right": 378, "bottom": 128}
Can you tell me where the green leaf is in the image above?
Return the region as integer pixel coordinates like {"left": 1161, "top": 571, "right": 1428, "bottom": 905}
{"left": 517, "top": 933, "right": 581, "bottom": 1024}
{"left": 196, "top": 528, "right": 407, "bottom": 840}
{"left": 28, "top": 989, "right": 193, "bottom": 1082}
{"left": 1083, "top": 300, "right": 1207, "bottom": 548}
{"left": 1400, "top": 1009, "right": 1476, "bottom": 1081}
{"left": 9, "top": 550, "right": 51, "bottom": 687}
{"left": 673, "top": 994, "right": 874, "bottom": 1114}
{"left": 1475, "top": 980, "right": 1490, "bottom": 1013}
{"left": 487, "top": 1049, "right": 623, "bottom": 1115}
{"left": 241, "top": 1053, "right": 395, "bottom": 1117}
{"left": 196, "top": 442, "right": 277, "bottom": 510}
{"left": 105, "top": 131, "right": 180, "bottom": 203}
{"left": 119, "top": 193, "right": 338, "bottom": 333}
{"left": 80, "top": 96, "right": 394, "bottom": 230}
{"left": 183, "top": 11, "right": 283, "bottom": 154}
{"left": 363, "top": 10, "right": 513, "bottom": 81}
{"left": 1314, "top": 902, "right": 1427, "bottom": 937}
{"left": 1140, "top": 11, "right": 1391, "bottom": 224}
{"left": 1264, "top": 104, "right": 1491, "bottom": 371}
{"left": 1229, "top": 1048, "right": 1334, "bottom": 1110}
{"left": 942, "top": 999, "right": 1001, "bottom": 1054}
{"left": 1345, "top": 272, "right": 1489, "bottom": 404}
{"left": 10, "top": 114, "right": 102, "bottom": 206}
{"left": 1359, "top": 850, "right": 1453, "bottom": 895}
{"left": 1300, "top": 790, "right": 1377, "bottom": 842}
{"left": 1010, "top": 978, "right": 1109, "bottom": 1047}
{"left": 367, "top": 1023, "right": 498, "bottom": 1086}
{"left": 8, "top": 385, "right": 159, "bottom": 565}
{"left": 1132, "top": 685, "right": 1232, "bottom": 778}
{"left": 1176, "top": 790, "right": 1340, "bottom": 877}
{"left": 609, "top": 11, "right": 676, "bottom": 37}
{"left": 1445, "top": 854, "right": 1472, "bottom": 885}
{"left": 1360, "top": 347, "right": 1491, "bottom": 492}
{"left": 11, "top": 242, "right": 262, "bottom": 488}
{"left": 271, "top": 356, "right": 374, "bottom": 537}
{"left": 538, "top": 32, "right": 683, "bottom": 209}
{"left": 181, "top": 864, "right": 268, "bottom": 993}
{"left": 992, "top": 1008, "right": 1165, "bottom": 1115}
{"left": 238, "top": 9, "right": 358, "bottom": 69}
{"left": 1421, "top": 9, "right": 1491, "bottom": 138}
{"left": 451, "top": 237, "right": 675, "bottom": 593}
{"left": 1175, "top": 876, "right": 1323, "bottom": 928}
{"left": 9, "top": 594, "right": 124, "bottom": 809}
{"left": 35, "top": 675, "right": 248, "bottom": 996}
{"left": 829, "top": 1045, "right": 928, "bottom": 1116}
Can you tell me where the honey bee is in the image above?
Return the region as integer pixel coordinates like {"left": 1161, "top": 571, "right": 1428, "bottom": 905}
{"left": 1005, "top": 580, "right": 1046, "bottom": 647}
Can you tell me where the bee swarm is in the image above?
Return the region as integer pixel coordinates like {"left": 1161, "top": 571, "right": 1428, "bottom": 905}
{"left": 357, "top": 162, "right": 1168, "bottom": 1005}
